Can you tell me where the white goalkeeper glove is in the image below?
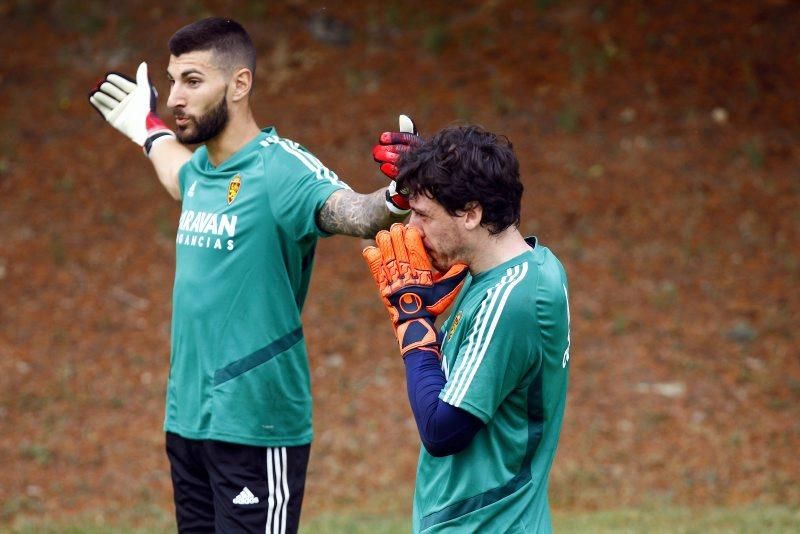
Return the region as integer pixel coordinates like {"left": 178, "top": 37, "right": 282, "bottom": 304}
{"left": 88, "top": 62, "right": 175, "bottom": 156}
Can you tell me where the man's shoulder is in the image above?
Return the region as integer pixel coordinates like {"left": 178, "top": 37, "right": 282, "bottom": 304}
{"left": 485, "top": 254, "right": 565, "bottom": 317}
{"left": 465, "top": 265, "right": 537, "bottom": 325}
{"left": 257, "top": 131, "right": 311, "bottom": 157}
{"left": 255, "top": 132, "right": 332, "bottom": 175}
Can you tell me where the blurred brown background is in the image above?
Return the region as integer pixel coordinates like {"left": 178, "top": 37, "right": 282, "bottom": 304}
{"left": 1, "top": 0, "right": 798, "bottom": 527}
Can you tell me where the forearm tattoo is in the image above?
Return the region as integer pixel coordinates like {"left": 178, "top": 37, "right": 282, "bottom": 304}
{"left": 317, "top": 189, "right": 403, "bottom": 238}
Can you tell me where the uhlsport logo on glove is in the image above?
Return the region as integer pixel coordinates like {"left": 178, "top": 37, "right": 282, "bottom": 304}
{"left": 399, "top": 292, "right": 423, "bottom": 314}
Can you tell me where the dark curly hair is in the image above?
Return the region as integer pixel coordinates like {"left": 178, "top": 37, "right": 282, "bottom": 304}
{"left": 396, "top": 125, "right": 523, "bottom": 235}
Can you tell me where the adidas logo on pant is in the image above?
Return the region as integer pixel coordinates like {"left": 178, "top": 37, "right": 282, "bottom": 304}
{"left": 233, "top": 486, "right": 260, "bottom": 505}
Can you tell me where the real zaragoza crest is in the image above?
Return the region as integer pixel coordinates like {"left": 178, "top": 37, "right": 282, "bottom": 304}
{"left": 227, "top": 174, "right": 242, "bottom": 204}
{"left": 447, "top": 311, "right": 463, "bottom": 341}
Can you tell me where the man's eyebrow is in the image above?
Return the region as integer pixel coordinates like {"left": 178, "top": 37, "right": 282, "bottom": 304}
{"left": 167, "top": 68, "right": 206, "bottom": 79}
{"left": 412, "top": 207, "right": 429, "bottom": 216}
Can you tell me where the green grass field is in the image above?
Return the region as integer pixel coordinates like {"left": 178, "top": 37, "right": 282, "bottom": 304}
{"left": 4, "top": 505, "right": 799, "bottom": 533}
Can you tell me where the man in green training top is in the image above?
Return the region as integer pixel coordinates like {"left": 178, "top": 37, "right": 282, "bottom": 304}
{"left": 88, "top": 17, "right": 416, "bottom": 534}
{"left": 363, "top": 125, "right": 571, "bottom": 532}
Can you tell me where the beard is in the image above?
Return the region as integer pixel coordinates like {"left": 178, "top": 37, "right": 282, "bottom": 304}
{"left": 431, "top": 253, "right": 456, "bottom": 274}
{"left": 174, "top": 93, "right": 229, "bottom": 145}
{"left": 428, "top": 244, "right": 460, "bottom": 273}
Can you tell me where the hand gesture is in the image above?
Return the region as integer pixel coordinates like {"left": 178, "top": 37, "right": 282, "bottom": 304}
{"left": 363, "top": 224, "right": 468, "bottom": 356}
{"left": 373, "top": 114, "right": 423, "bottom": 214}
{"left": 88, "top": 62, "right": 175, "bottom": 155}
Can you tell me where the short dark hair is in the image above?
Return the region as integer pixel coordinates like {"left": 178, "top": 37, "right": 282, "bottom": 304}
{"left": 168, "top": 17, "right": 256, "bottom": 76}
{"left": 396, "top": 125, "right": 523, "bottom": 235}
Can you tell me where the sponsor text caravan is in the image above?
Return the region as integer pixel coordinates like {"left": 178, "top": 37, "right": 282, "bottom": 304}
{"left": 177, "top": 210, "right": 237, "bottom": 251}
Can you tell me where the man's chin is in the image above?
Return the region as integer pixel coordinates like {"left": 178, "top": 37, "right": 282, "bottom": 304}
{"left": 175, "top": 128, "right": 198, "bottom": 145}
{"left": 432, "top": 260, "right": 450, "bottom": 273}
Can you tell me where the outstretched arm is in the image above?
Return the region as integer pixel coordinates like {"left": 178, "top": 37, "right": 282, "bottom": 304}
{"left": 317, "top": 188, "right": 404, "bottom": 238}
{"left": 317, "top": 114, "right": 423, "bottom": 238}
{"left": 89, "top": 62, "right": 188, "bottom": 201}
{"left": 148, "top": 139, "right": 191, "bottom": 200}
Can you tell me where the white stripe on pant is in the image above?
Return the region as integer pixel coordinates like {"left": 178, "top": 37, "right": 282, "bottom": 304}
{"left": 266, "top": 447, "right": 289, "bottom": 534}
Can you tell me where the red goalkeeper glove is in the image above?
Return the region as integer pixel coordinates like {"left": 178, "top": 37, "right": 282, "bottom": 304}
{"left": 362, "top": 224, "right": 468, "bottom": 356}
{"left": 373, "top": 114, "right": 423, "bottom": 215}
{"left": 88, "top": 62, "right": 175, "bottom": 156}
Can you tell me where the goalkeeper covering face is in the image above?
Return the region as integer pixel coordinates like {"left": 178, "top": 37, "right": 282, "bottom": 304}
{"left": 363, "top": 125, "right": 571, "bottom": 533}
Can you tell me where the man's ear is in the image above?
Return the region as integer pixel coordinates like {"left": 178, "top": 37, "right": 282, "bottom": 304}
{"left": 230, "top": 68, "right": 253, "bottom": 102}
{"left": 462, "top": 201, "right": 483, "bottom": 230}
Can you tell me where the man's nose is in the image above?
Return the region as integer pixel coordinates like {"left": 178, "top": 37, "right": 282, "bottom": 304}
{"left": 407, "top": 215, "right": 423, "bottom": 234}
{"left": 166, "top": 86, "right": 183, "bottom": 109}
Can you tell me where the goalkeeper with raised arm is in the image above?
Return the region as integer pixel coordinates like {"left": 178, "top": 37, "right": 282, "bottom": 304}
{"left": 363, "top": 125, "right": 571, "bottom": 533}
{"left": 87, "top": 16, "right": 419, "bottom": 534}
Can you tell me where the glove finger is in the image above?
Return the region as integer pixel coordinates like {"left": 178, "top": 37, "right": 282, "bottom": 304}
{"left": 99, "top": 80, "right": 129, "bottom": 102}
{"left": 390, "top": 224, "right": 414, "bottom": 290}
{"left": 89, "top": 92, "right": 118, "bottom": 115}
{"left": 135, "top": 61, "right": 149, "bottom": 88}
{"left": 385, "top": 144, "right": 414, "bottom": 155}
{"left": 363, "top": 247, "right": 399, "bottom": 323}
{"left": 362, "top": 246, "right": 387, "bottom": 290}
{"left": 136, "top": 61, "right": 160, "bottom": 108}
{"left": 403, "top": 227, "right": 434, "bottom": 282}
{"left": 376, "top": 228, "right": 402, "bottom": 291}
{"left": 375, "top": 143, "right": 413, "bottom": 156}
{"left": 375, "top": 229, "right": 396, "bottom": 266}
{"left": 106, "top": 73, "right": 136, "bottom": 94}
{"left": 379, "top": 132, "right": 422, "bottom": 146}
{"left": 389, "top": 223, "right": 410, "bottom": 264}
{"left": 379, "top": 162, "right": 399, "bottom": 179}
{"left": 88, "top": 102, "right": 109, "bottom": 120}
{"left": 88, "top": 94, "right": 110, "bottom": 119}
{"left": 372, "top": 144, "right": 401, "bottom": 164}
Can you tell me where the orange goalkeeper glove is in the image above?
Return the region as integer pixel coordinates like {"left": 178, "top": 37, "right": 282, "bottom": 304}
{"left": 362, "top": 224, "right": 468, "bottom": 356}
